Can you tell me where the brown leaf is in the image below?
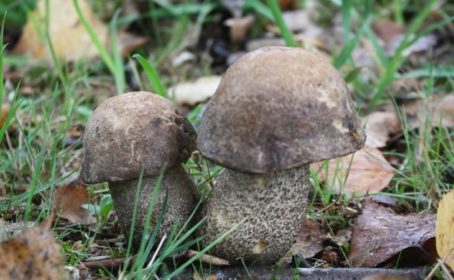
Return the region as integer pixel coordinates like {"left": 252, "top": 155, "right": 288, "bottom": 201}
{"left": 52, "top": 179, "right": 93, "bottom": 224}
{"left": 311, "top": 146, "right": 395, "bottom": 194}
{"left": 372, "top": 19, "right": 404, "bottom": 45}
{"left": 362, "top": 111, "right": 401, "bottom": 148}
{"left": 349, "top": 199, "right": 436, "bottom": 267}
{"left": 0, "top": 103, "right": 10, "bottom": 129}
{"left": 0, "top": 220, "right": 67, "bottom": 279}
{"left": 14, "top": 0, "right": 146, "bottom": 62}
{"left": 436, "top": 190, "right": 454, "bottom": 270}
{"left": 398, "top": 95, "right": 454, "bottom": 129}
{"left": 291, "top": 220, "right": 326, "bottom": 259}
{"left": 432, "top": 95, "right": 454, "bottom": 127}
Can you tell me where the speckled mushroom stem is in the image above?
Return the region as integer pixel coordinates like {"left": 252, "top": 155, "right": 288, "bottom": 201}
{"left": 199, "top": 165, "right": 310, "bottom": 265}
{"left": 109, "top": 165, "right": 196, "bottom": 248}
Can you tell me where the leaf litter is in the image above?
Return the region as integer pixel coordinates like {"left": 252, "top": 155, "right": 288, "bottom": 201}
{"left": 0, "top": 219, "right": 68, "bottom": 280}
{"left": 349, "top": 199, "right": 436, "bottom": 268}
{"left": 14, "top": 0, "right": 147, "bottom": 62}
{"left": 312, "top": 146, "right": 395, "bottom": 195}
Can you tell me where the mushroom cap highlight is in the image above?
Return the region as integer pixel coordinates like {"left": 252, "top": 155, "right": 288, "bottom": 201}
{"left": 82, "top": 91, "right": 196, "bottom": 184}
{"left": 197, "top": 47, "right": 366, "bottom": 174}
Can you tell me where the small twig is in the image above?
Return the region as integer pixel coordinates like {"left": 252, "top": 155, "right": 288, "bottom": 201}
{"left": 81, "top": 256, "right": 135, "bottom": 270}
{"left": 186, "top": 249, "right": 230, "bottom": 266}
{"left": 424, "top": 261, "right": 440, "bottom": 280}
{"left": 438, "top": 259, "right": 454, "bottom": 280}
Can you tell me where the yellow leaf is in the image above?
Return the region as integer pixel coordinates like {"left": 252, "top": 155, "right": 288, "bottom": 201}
{"left": 436, "top": 190, "right": 454, "bottom": 270}
{"left": 14, "top": 0, "right": 146, "bottom": 62}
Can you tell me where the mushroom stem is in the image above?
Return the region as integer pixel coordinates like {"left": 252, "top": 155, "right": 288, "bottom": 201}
{"left": 199, "top": 165, "right": 310, "bottom": 264}
{"left": 109, "top": 165, "right": 195, "bottom": 248}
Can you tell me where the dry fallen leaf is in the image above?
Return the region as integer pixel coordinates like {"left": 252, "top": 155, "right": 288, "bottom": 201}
{"left": 362, "top": 111, "right": 401, "bottom": 148}
{"left": 14, "top": 0, "right": 146, "bottom": 62}
{"left": 0, "top": 220, "right": 67, "bottom": 279}
{"left": 436, "top": 190, "right": 454, "bottom": 270}
{"left": 372, "top": 19, "right": 404, "bottom": 46}
{"left": 349, "top": 199, "right": 436, "bottom": 267}
{"left": 0, "top": 103, "right": 10, "bottom": 128}
{"left": 291, "top": 220, "right": 326, "bottom": 259}
{"left": 169, "top": 76, "right": 221, "bottom": 106}
{"left": 311, "top": 146, "right": 395, "bottom": 194}
{"left": 432, "top": 95, "right": 454, "bottom": 127}
{"left": 52, "top": 179, "right": 93, "bottom": 224}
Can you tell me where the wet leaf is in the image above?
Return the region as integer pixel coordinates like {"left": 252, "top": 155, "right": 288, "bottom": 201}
{"left": 14, "top": 0, "right": 146, "bottom": 62}
{"left": 312, "top": 146, "right": 395, "bottom": 194}
{"left": 169, "top": 76, "right": 221, "bottom": 106}
{"left": 0, "top": 220, "right": 67, "bottom": 279}
{"left": 349, "top": 199, "right": 436, "bottom": 267}
{"left": 436, "top": 190, "right": 454, "bottom": 270}
{"left": 362, "top": 111, "right": 401, "bottom": 148}
{"left": 52, "top": 179, "right": 93, "bottom": 224}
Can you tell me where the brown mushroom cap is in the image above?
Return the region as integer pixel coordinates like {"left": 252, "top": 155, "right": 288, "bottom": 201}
{"left": 82, "top": 92, "right": 196, "bottom": 184}
{"left": 198, "top": 47, "right": 366, "bottom": 174}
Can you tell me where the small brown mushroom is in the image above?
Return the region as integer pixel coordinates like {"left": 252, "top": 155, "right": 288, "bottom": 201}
{"left": 81, "top": 92, "right": 197, "bottom": 247}
{"left": 197, "top": 47, "right": 366, "bottom": 264}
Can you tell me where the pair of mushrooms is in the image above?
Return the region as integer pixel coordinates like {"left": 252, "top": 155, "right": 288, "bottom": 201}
{"left": 81, "top": 47, "right": 365, "bottom": 264}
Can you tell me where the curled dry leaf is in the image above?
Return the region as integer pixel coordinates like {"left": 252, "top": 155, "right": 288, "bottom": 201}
{"left": 436, "top": 190, "right": 454, "bottom": 270}
{"left": 0, "top": 103, "right": 10, "bottom": 128}
{"left": 0, "top": 220, "right": 67, "bottom": 279}
{"left": 169, "top": 76, "right": 221, "bottom": 106}
{"left": 14, "top": 0, "right": 146, "bottom": 62}
{"left": 362, "top": 111, "right": 401, "bottom": 148}
{"left": 52, "top": 179, "right": 93, "bottom": 224}
{"left": 349, "top": 199, "right": 436, "bottom": 267}
{"left": 311, "top": 146, "right": 395, "bottom": 194}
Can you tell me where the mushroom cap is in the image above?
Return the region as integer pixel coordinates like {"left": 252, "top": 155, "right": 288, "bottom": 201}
{"left": 198, "top": 47, "right": 366, "bottom": 174}
{"left": 81, "top": 92, "right": 196, "bottom": 184}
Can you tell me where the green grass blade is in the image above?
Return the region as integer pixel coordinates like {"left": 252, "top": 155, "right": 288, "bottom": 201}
{"left": 245, "top": 0, "right": 273, "bottom": 20}
{"left": 341, "top": 0, "right": 352, "bottom": 43}
{"left": 163, "top": 219, "right": 245, "bottom": 279}
{"left": 110, "top": 10, "right": 126, "bottom": 93}
{"left": 133, "top": 54, "right": 167, "bottom": 97}
{"left": 333, "top": 21, "right": 367, "bottom": 68}
{"left": 266, "top": 0, "right": 297, "bottom": 47}
{"left": 399, "top": 66, "right": 454, "bottom": 79}
{"left": 73, "top": 0, "right": 114, "bottom": 73}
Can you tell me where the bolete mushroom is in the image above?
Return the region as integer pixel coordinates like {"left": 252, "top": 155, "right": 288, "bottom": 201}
{"left": 81, "top": 92, "right": 197, "bottom": 247}
{"left": 197, "top": 47, "right": 366, "bottom": 264}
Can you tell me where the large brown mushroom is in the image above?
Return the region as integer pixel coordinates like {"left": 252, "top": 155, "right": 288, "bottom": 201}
{"left": 81, "top": 92, "right": 197, "bottom": 247}
{"left": 197, "top": 47, "right": 366, "bottom": 264}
